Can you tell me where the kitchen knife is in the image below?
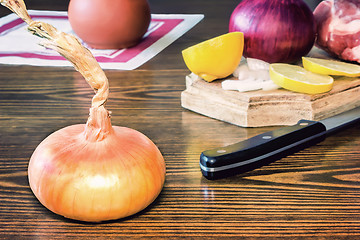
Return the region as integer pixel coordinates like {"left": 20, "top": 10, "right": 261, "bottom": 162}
{"left": 200, "top": 106, "right": 360, "bottom": 180}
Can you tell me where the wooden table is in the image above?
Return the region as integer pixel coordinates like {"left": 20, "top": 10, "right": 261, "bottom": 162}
{"left": 1, "top": 0, "right": 359, "bottom": 239}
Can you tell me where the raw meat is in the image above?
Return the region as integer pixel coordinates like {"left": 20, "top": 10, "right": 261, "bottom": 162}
{"left": 314, "top": 0, "right": 360, "bottom": 63}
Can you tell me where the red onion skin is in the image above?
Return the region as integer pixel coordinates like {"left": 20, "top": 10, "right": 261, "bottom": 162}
{"left": 229, "top": 0, "right": 316, "bottom": 63}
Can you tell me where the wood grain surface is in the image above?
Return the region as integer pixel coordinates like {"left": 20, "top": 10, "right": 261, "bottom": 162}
{"left": 181, "top": 71, "right": 360, "bottom": 127}
{"left": 2, "top": 0, "right": 360, "bottom": 239}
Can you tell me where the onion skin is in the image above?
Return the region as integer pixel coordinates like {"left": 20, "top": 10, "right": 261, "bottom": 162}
{"left": 229, "top": 0, "right": 316, "bottom": 63}
{"left": 0, "top": 0, "right": 166, "bottom": 223}
{"left": 28, "top": 106, "right": 166, "bottom": 222}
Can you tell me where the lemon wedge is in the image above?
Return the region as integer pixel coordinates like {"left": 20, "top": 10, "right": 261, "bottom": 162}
{"left": 182, "top": 32, "right": 244, "bottom": 82}
{"left": 269, "top": 63, "right": 334, "bottom": 94}
{"left": 302, "top": 57, "right": 360, "bottom": 77}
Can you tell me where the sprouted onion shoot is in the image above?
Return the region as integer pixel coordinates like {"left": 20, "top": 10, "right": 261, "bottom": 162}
{"left": 1, "top": 0, "right": 166, "bottom": 222}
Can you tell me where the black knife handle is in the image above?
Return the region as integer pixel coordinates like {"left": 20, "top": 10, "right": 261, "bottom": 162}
{"left": 200, "top": 120, "right": 327, "bottom": 180}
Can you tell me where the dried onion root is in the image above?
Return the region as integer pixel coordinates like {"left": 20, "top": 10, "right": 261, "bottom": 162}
{"left": 1, "top": 0, "right": 166, "bottom": 222}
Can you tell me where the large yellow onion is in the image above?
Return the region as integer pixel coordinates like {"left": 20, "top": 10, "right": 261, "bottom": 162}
{"left": 29, "top": 106, "right": 165, "bottom": 222}
{"left": 1, "top": 0, "right": 166, "bottom": 222}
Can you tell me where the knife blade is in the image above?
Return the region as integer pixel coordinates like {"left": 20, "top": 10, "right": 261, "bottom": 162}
{"left": 200, "top": 106, "right": 360, "bottom": 180}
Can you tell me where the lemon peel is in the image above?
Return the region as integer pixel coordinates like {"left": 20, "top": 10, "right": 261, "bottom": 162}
{"left": 182, "top": 32, "right": 244, "bottom": 82}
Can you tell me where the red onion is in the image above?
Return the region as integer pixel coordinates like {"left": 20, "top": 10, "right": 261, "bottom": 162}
{"left": 229, "top": 0, "right": 316, "bottom": 63}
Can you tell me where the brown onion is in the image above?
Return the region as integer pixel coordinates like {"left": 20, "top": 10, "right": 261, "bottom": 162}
{"left": 68, "top": 0, "right": 151, "bottom": 49}
{"left": 1, "top": 0, "right": 166, "bottom": 222}
{"left": 29, "top": 106, "right": 166, "bottom": 222}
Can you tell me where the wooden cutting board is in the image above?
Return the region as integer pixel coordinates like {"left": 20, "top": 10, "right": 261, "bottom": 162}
{"left": 181, "top": 71, "right": 360, "bottom": 127}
